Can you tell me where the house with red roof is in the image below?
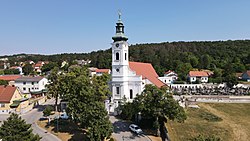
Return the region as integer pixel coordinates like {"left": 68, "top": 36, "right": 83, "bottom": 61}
{"left": 0, "top": 85, "right": 29, "bottom": 114}
{"left": 188, "top": 71, "right": 209, "bottom": 83}
{"left": 33, "top": 61, "right": 49, "bottom": 74}
{"left": 96, "top": 69, "right": 111, "bottom": 76}
{"left": 89, "top": 68, "right": 111, "bottom": 77}
{"left": 108, "top": 14, "right": 165, "bottom": 113}
{"left": 159, "top": 70, "right": 178, "bottom": 84}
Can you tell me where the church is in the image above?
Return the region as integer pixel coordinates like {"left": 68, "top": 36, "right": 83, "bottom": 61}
{"left": 108, "top": 13, "right": 165, "bottom": 113}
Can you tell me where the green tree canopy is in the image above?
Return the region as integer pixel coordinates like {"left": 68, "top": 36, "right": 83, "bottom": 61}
{"left": 22, "top": 64, "right": 33, "bottom": 75}
{"left": 50, "top": 66, "right": 113, "bottom": 141}
{"left": 0, "top": 113, "right": 41, "bottom": 141}
{"left": 43, "top": 105, "right": 53, "bottom": 117}
{"left": 120, "top": 85, "right": 186, "bottom": 136}
{"left": 41, "top": 62, "right": 58, "bottom": 73}
{"left": 0, "top": 80, "right": 8, "bottom": 85}
{"left": 3, "top": 69, "right": 20, "bottom": 75}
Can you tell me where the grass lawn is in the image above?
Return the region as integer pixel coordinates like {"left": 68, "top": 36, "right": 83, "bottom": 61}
{"left": 167, "top": 103, "right": 250, "bottom": 141}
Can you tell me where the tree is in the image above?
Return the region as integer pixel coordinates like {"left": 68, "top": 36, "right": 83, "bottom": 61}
{"left": 0, "top": 80, "right": 8, "bottom": 85}
{"left": 176, "top": 62, "right": 192, "bottom": 81}
{"left": 22, "top": 64, "right": 33, "bottom": 75}
{"left": 41, "top": 62, "right": 58, "bottom": 73}
{"left": 0, "top": 70, "right": 4, "bottom": 75}
{"left": 43, "top": 105, "right": 53, "bottom": 123}
{"left": 200, "top": 54, "right": 212, "bottom": 69}
{"left": 120, "top": 85, "right": 186, "bottom": 136}
{"left": 47, "top": 67, "right": 61, "bottom": 112}
{"left": 3, "top": 69, "right": 20, "bottom": 75}
{"left": 0, "top": 113, "right": 41, "bottom": 141}
{"left": 189, "top": 56, "right": 199, "bottom": 68}
{"left": 52, "top": 66, "right": 113, "bottom": 140}
{"left": 92, "top": 73, "right": 111, "bottom": 101}
{"left": 224, "top": 74, "right": 238, "bottom": 88}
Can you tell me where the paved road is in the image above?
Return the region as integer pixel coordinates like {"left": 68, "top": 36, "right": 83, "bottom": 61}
{"left": 0, "top": 98, "right": 61, "bottom": 141}
{"left": 110, "top": 115, "right": 151, "bottom": 141}
{"left": 22, "top": 98, "right": 61, "bottom": 141}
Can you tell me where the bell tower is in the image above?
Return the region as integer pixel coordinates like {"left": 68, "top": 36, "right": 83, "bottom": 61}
{"left": 110, "top": 11, "right": 130, "bottom": 109}
{"left": 111, "top": 11, "right": 129, "bottom": 76}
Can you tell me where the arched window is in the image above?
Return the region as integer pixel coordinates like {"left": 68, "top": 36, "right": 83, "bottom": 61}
{"left": 116, "top": 87, "right": 120, "bottom": 95}
{"left": 130, "top": 89, "right": 133, "bottom": 99}
{"left": 116, "top": 52, "right": 119, "bottom": 60}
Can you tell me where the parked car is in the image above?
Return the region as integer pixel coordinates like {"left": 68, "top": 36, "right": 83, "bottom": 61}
{"left": 129, "top": 124, "right": 143, "bottom": 134}
{"left": 59, "top": 112, "right": 69, "bottom": 119}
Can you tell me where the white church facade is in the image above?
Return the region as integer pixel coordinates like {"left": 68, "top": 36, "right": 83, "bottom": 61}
{"left": 108, "top": 13, "right": 165, "bottom": 113}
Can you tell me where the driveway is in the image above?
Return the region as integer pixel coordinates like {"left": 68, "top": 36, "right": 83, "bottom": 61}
{"left": 110, "top": 115, "right": 151, "bottom": 141}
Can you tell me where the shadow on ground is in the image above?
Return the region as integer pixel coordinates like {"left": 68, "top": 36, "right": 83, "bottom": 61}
{"left": 112, "top": 120, "right": 130, "bottom": 134}
{"left": 45, "top": 119, "right": 87, "bottom": 141}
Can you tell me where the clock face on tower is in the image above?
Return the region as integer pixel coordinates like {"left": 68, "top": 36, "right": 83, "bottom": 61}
{"left": 116, "top": 43, "right": 119, "bottom": 47}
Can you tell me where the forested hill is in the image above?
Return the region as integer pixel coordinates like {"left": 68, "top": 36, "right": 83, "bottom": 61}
{"left": 78, "top": 40, "right": 250, "bottom": 77}
{"left": 2, "top": 40, "right": 250, "bottom": 78}
{"left": 128, "top": 40, "right": 250, "bottom": 76}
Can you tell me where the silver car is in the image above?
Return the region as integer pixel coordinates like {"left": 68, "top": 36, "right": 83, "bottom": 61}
{"left": 129, "top": 124, "right": 143, "bottom": 134}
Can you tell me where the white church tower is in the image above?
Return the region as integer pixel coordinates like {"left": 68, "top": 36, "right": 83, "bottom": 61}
{"left": 110, "top": 12, "right": 130, "bottom": 110}
{"left": 108, "top": 12, "right": 163, "bottom": 114}
{"left": 109, "top": 12, "right": 144, "bottom": 113}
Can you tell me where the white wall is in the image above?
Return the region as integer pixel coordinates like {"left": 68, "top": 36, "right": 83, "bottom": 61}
{"left": 15, "top": 78, "right": 48, "bottom": 96}
{"left": 189, "top": 76, "right": 208, "bottom": 83}
{"left": 158, "top": 76, "right": 173, "bottom": 84}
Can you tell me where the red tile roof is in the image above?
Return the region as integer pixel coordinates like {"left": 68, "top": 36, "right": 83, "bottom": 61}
{"left": 189, "top": 71, "right": 209, "bottom": 77}
{"left": 0, "top": 85, "right": 16, "bottom": 103}
{"left": 164, "top": 70, "right": 173, "bottom": 74}
{"left": 96, "top": 69, "right": 110, "bottom": 73}
{"left": 0, "top": 75, "right": 22, "bottom": 81}
{"left": 9, "top": 66, "right": 20, "bottom": 69}
{"left": 129, "top": 62, "right": 165, "bottom": 88}
{"left": 34, "top": 63, "right": 43, "bottom": 67}
{"left": 164, "top": 70, "right": 177, "bottom": 75}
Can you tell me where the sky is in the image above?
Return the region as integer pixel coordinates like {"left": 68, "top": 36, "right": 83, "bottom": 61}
{"left": 0, "top": 0, "right": 250, "bottom": 56}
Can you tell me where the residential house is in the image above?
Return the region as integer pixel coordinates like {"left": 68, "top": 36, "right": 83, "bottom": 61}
{"left": 0, "top": 85, "right": 29, "bottom": 114}
{"left": 159, "top": 70, "right": 178, "bottom": 84}
{"left": 242, "top": 70, "right": 250, "bottom": 82}
{"left": 188, "top": 71, "right": 209, "bottom": 83}
{"left": 96, "top": 69, "right": 111, "bottom": 76}
{"left": 89, "top": 67, "right": 98, "bottom": 76}
{"left": 33, "top": 61, "right": 49, "bottom": 74}
{"left": 89, "top": 68, "right": 111, "bottom": 77}
{"left": 15, "top": 76, "right": 48, "bottom": 98}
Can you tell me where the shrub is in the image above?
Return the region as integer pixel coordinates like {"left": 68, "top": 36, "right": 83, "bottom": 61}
{"left": 200, "top": 112, "right": 222, "bottom": 122}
